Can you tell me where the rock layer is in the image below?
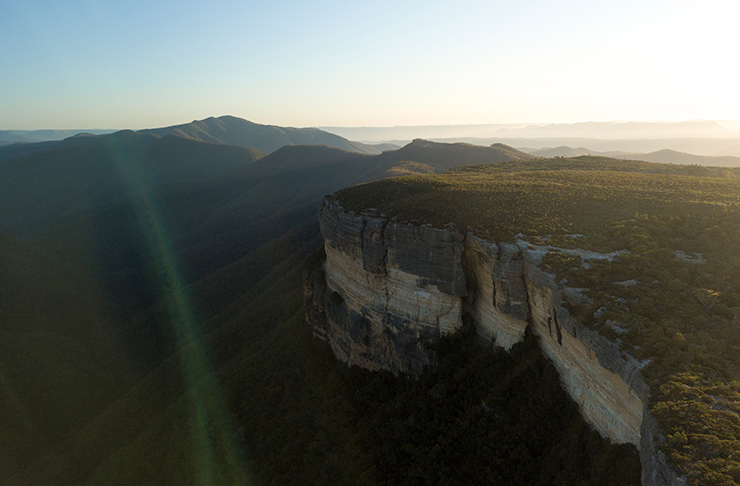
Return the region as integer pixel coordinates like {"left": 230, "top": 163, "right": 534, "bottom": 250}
{"left": 308, "top": 198, "right": 684, "bottom": 485}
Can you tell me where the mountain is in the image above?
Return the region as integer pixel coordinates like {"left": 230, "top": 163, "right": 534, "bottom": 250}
{"left": 525, "top": 146, "right": 595, "bottom": 157}
{"left": 321, "top": 120, "right": 740, "bottom": 145}
{"left": 1, "top": 124, "right": 406, "bottom": 484}
{"left": 0, "top": 129, "right": 116, "bottom": 144}
{"left": 619, "top": 148, "right": 740, "bottom": 167}
{"left": 0, "top": 131, "right": 264, "bottom": 237}
{"left": 714, "top": 142, "right": 740, "bottom": 158}
{"left": 0, "top": 130, "right": 36, "bottom": 144}
{"left": 0, "top": 132, "right": 105, "bottom": 163}
{"left": 321, "top": 120, "right": 740, "bottom": 158}
{"left": 0, "top": 130, "right": 268, "bottom": 315}
{"left": 372, "top": 139, "right": 533, "bottom": 176}
{"left": 5, "top": 126, "right": 706, "bottom": 485}
{"left": 319, "top": 123, "right": 527, "bottom": 142}
{"left": 520, "top": 146, "right": 740, "bottom": 164}
{"left": 140, "top": 115, "right": 383, "bottom": 155}
{"left": 367, "top": 142, "right": 400, "bottom": 152}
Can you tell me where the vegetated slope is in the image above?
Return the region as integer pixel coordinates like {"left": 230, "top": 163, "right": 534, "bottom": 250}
{"left": 140, "top": 115, "right": 382, "bottom": 155}
{"left": 1, "top": 138, "right": 376, "bottom": 484}
{"left": 0, "top": 131, "right": 265, "bottom": 237}
{"left": 367, "top": 142, "right": 400, "bottom": 152}
{"left": 0, "top": 133, "right": 101, "bottom": 163}
{"left": 372, "top": 138, "right": 533, "bottom": 176}
{"left": 333, "top": 155, "right": 740, "bottom": 485}
{"left": 621, "top": 148, "right": 740, "bottom": 167}
{"left": 0, "top": 136, "right": 381, "bottom": 357}
{"left": 0, "top": 138, "right": 530, "bottom": 308}
{"left": 2, "top": 137, "right": 382, "bottom": 484}
{"left": 0, "top": 233, "right": 135, "bottom": 478}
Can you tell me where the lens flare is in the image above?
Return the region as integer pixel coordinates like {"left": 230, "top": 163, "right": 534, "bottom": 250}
{"left": 109, "top": 135, "right": 249, "bottom": 485}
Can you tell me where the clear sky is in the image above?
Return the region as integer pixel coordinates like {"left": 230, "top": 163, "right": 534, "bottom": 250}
{"left": 1, "top": 0, "right": 738, "bottom": 130}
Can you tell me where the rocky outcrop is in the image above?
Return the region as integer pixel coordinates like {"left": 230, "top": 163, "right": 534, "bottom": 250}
{"left": 310, "top": 199, "right": 465, "bottom": 374}
{"left": 308, "top": 198, "right": 684, "bottom": 485}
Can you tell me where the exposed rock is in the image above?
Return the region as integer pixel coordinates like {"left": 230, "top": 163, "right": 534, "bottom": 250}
{"left": 315, "top": 199, "right": 465, "bottom": 374}
{"left": 673, "top": 250, "right": 705, "bottom": 265}
{"left": 308, "top": 197, "right": 685, "bottom": 485}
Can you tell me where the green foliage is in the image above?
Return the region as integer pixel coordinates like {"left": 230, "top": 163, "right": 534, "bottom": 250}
{"left": 654, "top": 373, "right": 740, "bottom": 486}
{"left": 345, "top": 326, "right": 640, "bottom": 485}
{"left": 334, "top": 158, "right": 740, "bottom": 243}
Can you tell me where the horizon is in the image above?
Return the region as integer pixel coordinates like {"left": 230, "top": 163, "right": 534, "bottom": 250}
{"left": 3, "top": 116, "right": 740, "bottom": 133}
{"left": 2, "top": 0, "right": 739, "bottom": 130}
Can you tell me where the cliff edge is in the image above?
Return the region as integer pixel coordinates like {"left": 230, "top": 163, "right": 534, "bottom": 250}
{"left": 307, "top": 197, "right": 686, "bottom": 486}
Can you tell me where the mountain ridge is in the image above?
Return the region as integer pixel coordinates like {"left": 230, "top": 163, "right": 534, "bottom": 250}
{"left": 139, "top": 115, "right": 383, "bottom": 155}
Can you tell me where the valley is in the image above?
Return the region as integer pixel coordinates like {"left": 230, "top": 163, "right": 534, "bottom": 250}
{"left": 1, "top": 117, "right": 739, "bottom": 485}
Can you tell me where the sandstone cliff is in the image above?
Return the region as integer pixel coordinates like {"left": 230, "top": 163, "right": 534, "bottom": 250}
{"left": 307, "top": 198, "right": 686, "bottom": 486}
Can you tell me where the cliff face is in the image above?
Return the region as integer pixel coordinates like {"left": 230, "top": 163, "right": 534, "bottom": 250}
{"left": 311, "top": 200, "right": 465, "bottom": 374}
{"left": 308, "top": 198, "right": 685, "bottom": 486}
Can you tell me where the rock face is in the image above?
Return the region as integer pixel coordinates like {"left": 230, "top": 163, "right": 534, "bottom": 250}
{"left": 308, "top": 198, "right": 685, "bottom": 486}
{"left": 311, "top": 199, "right": 465, "bottom": 374}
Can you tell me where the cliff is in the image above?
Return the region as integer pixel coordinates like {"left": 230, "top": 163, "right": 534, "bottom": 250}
{"left": 307, "top": 198, "right": 686, "bottom": 486}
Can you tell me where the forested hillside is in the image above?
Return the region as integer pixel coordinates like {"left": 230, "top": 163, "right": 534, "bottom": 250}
{"left": 2, "top": 134, "right": 728, "bottom": 484}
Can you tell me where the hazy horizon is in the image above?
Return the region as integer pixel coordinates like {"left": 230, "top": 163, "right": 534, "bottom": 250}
{"left": 4, "top": 117, "right": 740, "bottom": 134}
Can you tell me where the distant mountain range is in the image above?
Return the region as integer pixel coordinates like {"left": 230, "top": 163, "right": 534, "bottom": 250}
{"left": 1, "top": 116, "right": 390, "bottom": 155}
{"left": 139, "top": 115, "right": 385, "bottom": 154}
{"left": 520, "top": 146, "right": 740, "bottom": 167}
{"left": 322, "top": 120, "right": 740, "bottom": 142}
{"left": 7, "top": 118, "right": 740, "bottom": 158}
{"left": 523, "top": 146, "right": 611, "bottom": 158}
{"left": 321, "top": 120, "right": 740, "bottom": 157}
{"left": 0, "top": 129, "right": 116, "bottom": 144}
{"left": 491, "top": 120, "right": 740, "bottom": 140}
{"left": 618, "top": 149, "right": 740, "bottom": 167}
{"left": 715, "top": 141, "right": 740, "bottom": 157}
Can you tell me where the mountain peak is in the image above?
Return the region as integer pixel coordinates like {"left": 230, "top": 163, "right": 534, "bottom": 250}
{"left": 140, "top": 116, "right": 381, "bottom": 155}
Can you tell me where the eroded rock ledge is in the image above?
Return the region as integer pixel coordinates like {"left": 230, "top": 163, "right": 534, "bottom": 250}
{"left": 306, "top": 198, "right": 686, "bottom": 486}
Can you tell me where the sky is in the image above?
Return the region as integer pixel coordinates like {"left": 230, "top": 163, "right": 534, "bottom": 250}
{"left": 2, "top": 0, "right": 739, "bottom": 130}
